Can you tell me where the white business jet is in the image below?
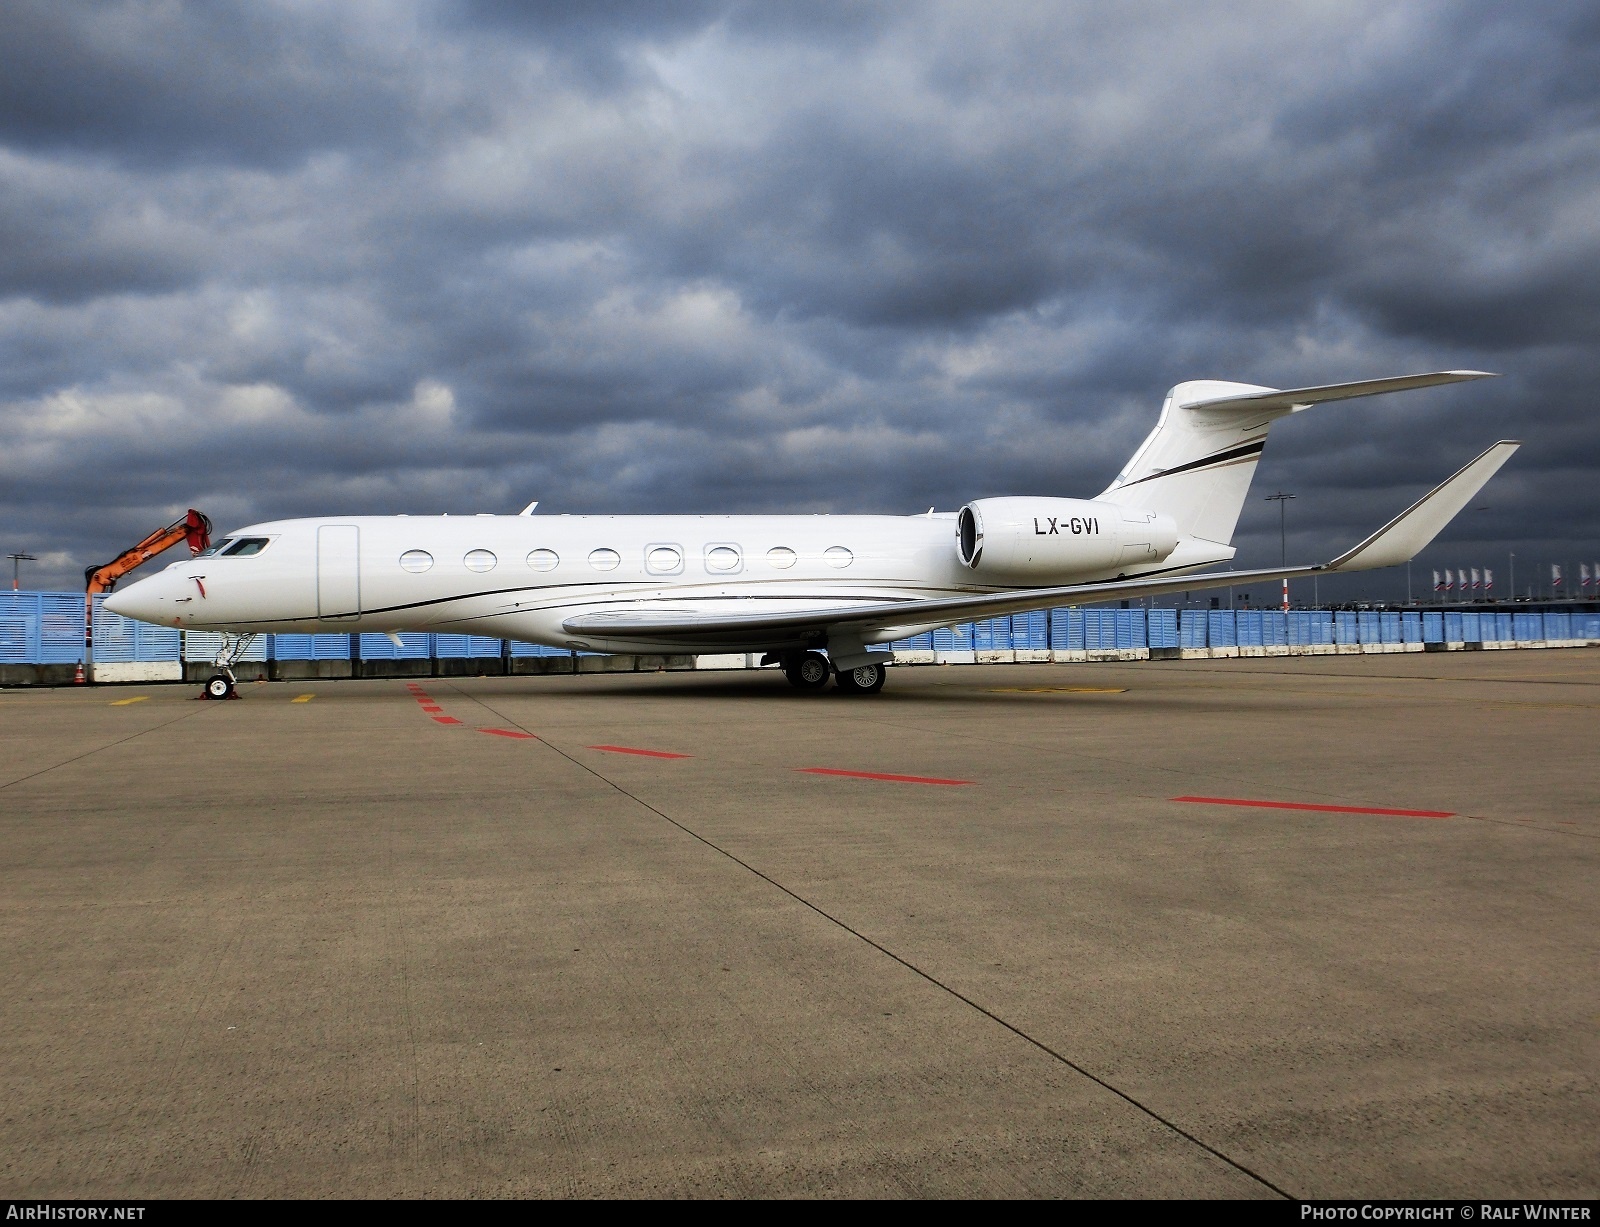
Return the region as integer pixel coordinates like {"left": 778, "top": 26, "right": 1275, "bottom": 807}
{"left": 105, "top": 371, "right": 1516, "bottom": 698}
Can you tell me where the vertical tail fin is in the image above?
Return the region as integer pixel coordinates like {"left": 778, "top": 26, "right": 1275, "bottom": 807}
{"left": 1096, "top": 371, "right": 1495, "bottom": 547}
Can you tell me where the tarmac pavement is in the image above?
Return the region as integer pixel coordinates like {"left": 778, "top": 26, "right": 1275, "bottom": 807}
{"left": 0, "top": 651, "right": 1595, "bottom": 1197}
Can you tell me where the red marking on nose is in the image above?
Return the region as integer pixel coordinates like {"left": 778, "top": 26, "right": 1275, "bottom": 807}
{"left": 798, "top": 768, "right": 972, "bottom": 786}
{"left": 481, "top": 728, "right": 536, "bottom": 739}
{"left": 1171, "top": 795, "right": 1454, "bottom": 819}
{"left": 431, "top": 715, "right": 462, "bottom": 725}
{"left": 589, "top": 745, "right": 691, "bottom": 759}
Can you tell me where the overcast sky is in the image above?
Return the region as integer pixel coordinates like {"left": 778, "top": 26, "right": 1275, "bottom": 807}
{"left": 3, "top": 1, "right": 1597, "bottom": 601}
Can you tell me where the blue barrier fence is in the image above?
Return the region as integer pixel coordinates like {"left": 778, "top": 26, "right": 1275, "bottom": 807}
{"left": 3, "top": 592, "right": 1598, "bottom": 667}
{"left": 1, "top": 592, "right": 87, "bottom": 664}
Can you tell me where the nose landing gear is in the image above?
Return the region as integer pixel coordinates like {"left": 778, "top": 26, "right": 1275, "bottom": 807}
{"left": 197, "top": 632, "right": 256, "bottom": 700}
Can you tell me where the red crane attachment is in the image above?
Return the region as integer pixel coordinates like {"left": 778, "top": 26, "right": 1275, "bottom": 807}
{"left": 85, "top": 509, "right": 212, "bottom": 595}
{"left": 83, "top": 509, "right": 212, "bottom": 672}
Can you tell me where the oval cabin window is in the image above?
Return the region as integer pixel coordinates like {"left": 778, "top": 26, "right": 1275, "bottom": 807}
{"left": 766, "top": 547, "right": 797, "bottom": 570}
{"left": 526, "top": 549, "right": 559, "bottom": 572}
{"left": 646, "top": 546, "right": 682, "bottom": 574}
{"left": 589, "top": 548, "right": 621, "bottom": 572}
{"left": 824, "top": 546, "right": 854, "bottom": 569}
{"left": 399, "top": 550, "right": 433, "bottom": 573}
{"left": 705, "top": 546, "right": 741, "bottom": 573}
{"left": 464, "top": 549, "right": 497, "bottom": 573}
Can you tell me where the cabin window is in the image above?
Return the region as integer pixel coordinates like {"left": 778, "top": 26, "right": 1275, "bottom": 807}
{"left": 705, "top": 545, "right": 742, "bottom": 573}
{"left": 399, "top": 550, "right": 433, "bottom": 573}
{"left": 464, "top": 549, "right": 497, "bottom": 573}
{"left": 589, "top": 548, "right": 621, "bottom": 572}
{"left": 645, "top": 545, "right": 683, "bottom": 575}
{"left": 766, "top": 547, "right": 797, "bottom": 570}
{"left": 824, "top": 546, "right": 854, "bottom": 569}
{"left": 221, "top": 537, "right": 271, "bottom": 556}
{"left": 526, "top": 549, "right": 559, "bottom": 572}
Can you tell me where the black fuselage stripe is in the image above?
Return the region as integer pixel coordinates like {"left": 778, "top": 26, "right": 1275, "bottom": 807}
{"left": 1119, "top": 438, "right": 1266, "bottom": 488}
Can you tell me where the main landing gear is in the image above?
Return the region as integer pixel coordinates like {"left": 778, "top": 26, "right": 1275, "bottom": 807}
{"left": 835, "top": 661, "right": 886, "bottom": 694}
{"left": 198, "top": 632, "right": 256, "bottom": 700}
{"left": 778, "top": 651, "right": 887, "bottom": 696}
{"left": 782, "top": 650, "right": 832, "bottom": 690}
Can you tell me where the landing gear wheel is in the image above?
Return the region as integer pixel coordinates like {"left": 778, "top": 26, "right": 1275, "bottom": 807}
{"left": 203, "top": 673, "right": 235, "bottom": 700}
{"left": 784, "top": 651, "right": 832, "bottom": 690}
{"left": 835, "top": 662, "right": 886, "bottom": 695}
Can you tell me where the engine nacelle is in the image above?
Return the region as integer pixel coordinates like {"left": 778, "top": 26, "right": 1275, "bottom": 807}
{"left": 955, "top": 497, "right": 1178, "bottom": 582}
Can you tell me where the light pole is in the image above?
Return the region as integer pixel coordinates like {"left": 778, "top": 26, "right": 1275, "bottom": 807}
{"left": 1264, "top": 492, "right": 1295, "bottom": 610}
{"left": 8, "top": 552, "right": 36, "bottom": 591}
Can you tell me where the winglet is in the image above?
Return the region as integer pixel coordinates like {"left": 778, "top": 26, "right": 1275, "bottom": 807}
{"left": 1326, "top": 440, "right": 1520, "bottom": 573}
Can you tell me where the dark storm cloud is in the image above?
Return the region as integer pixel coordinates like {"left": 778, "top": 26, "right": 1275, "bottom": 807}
{"left": 0, "top": 2, "right": 425, "bottom": 168}
{"left": 2, "top": 1, "right": 1597, "bottom": 599}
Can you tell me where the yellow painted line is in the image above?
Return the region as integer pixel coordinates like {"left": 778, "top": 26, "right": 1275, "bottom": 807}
{"left": 109, "top": 696, "right": 149, "bottom": 706}
{"left": 291, "top": 693, "right": 315, "bottom": 703}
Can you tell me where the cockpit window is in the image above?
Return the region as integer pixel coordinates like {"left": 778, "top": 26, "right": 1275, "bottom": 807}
{"left": 197, "top": 539, "right": 232, "bottom": 558}
{"left": 221, "top": 537, "right": 271, "bottom": 556}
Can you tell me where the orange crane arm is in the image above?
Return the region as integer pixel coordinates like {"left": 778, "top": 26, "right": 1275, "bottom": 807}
{"left": 85, "top": 509, "right": 213, "bottom": 594}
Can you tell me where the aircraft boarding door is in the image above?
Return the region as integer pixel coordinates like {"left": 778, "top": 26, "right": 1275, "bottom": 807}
{"left": 316, "top": 525, "right": 361, "bottom": 620}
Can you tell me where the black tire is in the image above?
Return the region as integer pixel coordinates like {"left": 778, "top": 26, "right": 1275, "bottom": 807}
{"left": 785, "top": 651, "right": 832, "bottom": 689}
{"left": 835, "top": 662, "right": 886, "bottom": 694}
{"left": 204, "top": 674, "right": 234, "bottom": 700}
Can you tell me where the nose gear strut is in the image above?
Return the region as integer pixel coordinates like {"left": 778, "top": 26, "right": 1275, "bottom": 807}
{"left": 199, "top": 632, "right": 256, "bottom": 700}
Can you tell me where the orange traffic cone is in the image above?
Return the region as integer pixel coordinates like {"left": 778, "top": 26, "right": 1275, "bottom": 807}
{"left": 73, "top": 661, "right": 85, "bottom": 685}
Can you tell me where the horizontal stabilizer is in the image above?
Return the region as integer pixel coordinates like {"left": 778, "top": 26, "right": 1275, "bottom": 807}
{"left": 1184, "top": 370, "right": 1495, "bottom": 416}
{"left": 1327, "top": 440, "right": 1520, "bottom": 573}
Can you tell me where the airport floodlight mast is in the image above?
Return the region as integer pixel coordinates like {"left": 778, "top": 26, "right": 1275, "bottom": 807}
{"left": 1263, "top": 492, "right": 1295, "bottom": 610}
{"left": 9, "top": 552, "right": 36, "bottom": 591}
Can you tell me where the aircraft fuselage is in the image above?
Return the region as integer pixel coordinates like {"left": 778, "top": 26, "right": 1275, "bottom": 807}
{"left": 110, "top": 510, "right": 1151, "bottom": 654}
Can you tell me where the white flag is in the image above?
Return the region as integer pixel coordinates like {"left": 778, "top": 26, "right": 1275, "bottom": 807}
{"left": 1471, "top": 568, "right": 1482, "bottom": 590}
{"left": 1433, "top": 570, "right": 1443, "bottom": 591}
{"left": 1444, "top": 569, "right": 1454, "bottom": 591}
{"left": 1582, "top": 563, "right": 1592, "bottom": 589}
{"left": 1553, "top": 564, "right": 1563, "bottom": 588}
{"left": 1485, "top": 568, "right": 1493, "bottom": 591}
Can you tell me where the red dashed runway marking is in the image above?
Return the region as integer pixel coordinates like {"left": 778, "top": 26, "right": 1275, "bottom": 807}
{"left": 798, "top": 768, "right": 973, "bottom": 786}
{"left": 431, "top": 715, "right": 463, "bottom": 726}
{"left": 589, "top": 745, "right": 692, "bottom": 759}
{"left": 1171, "top": 795, "right": 1454, "bottom": 819}
{"left": 481, "top": 728, "right": 537, "bottom": 739}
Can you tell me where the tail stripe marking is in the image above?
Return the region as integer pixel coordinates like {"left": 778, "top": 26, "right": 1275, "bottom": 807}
{"left": 1117, "top": 438, "right": 1267, "bottom": 488}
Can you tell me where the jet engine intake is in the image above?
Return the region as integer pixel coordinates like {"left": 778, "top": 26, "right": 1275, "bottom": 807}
{"left": 955, "top": 497, "right": 1177, "bottom": 582}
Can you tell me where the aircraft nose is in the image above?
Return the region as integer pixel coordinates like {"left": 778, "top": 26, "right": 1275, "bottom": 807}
{"left": 103, "top": 577, "right": 168, "bottom": 623}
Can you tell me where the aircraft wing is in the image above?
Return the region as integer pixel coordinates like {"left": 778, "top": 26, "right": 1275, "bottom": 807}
{"left": 562, "top": 440, "right": 1520, "bottom": 647}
